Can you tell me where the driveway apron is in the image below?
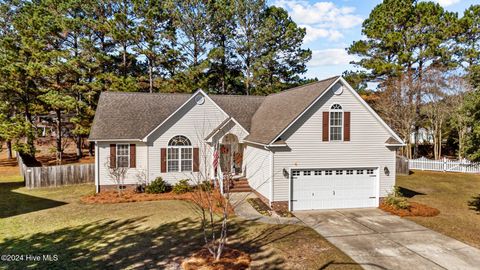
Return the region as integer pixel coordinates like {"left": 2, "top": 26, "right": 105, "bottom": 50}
{"left": 295, "top": 208, "right": 480, "bottom": 270}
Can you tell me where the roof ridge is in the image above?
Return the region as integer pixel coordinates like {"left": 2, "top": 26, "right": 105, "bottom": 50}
{"left": 268, "top": 76, "right": 340, "bottom": 96}
{"left": 210, "top": 94, "right": 266, "bottom": 99}
{"left": 101, "top": 91, "right": 192, "bottom": 96}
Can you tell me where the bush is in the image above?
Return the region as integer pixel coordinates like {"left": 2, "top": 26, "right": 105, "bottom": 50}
{"left": 145, "top": 177, "right": 170, "bottom": 194}
{"left": 384, "top": 188, "right": 410, "bottom": 210}
{"left": 173, "top": 179, "right": 193, "bottom": 194}
{"left": 468, "top": 194, "right": 480, "bottom": 212}
{"left": 198, "top": 180, "right": 213, "bottom": 192}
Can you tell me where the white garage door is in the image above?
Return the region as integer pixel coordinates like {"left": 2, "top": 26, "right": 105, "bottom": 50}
{"left": 291, "top": 168, "right": 378, "bottom": 211}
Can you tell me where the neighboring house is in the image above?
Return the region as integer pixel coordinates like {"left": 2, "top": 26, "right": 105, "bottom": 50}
{"left": 89, "top": 76, "right": 404, "bottom": 211}
{"left": 410, "top": 127, "right": 434, "bottom": 144}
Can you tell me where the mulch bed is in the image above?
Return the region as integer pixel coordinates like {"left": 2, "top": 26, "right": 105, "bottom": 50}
{"left": 246, "top": 198, "right": 271, "bottom": 216}
{"left": 81, "top": 190, "right": 233, "bottom": 214}
{"left": 380, "top": 201, "right": 440, "bottom": 217}
{"left": 182, "top": 247, "right": 251, "bottom": 270}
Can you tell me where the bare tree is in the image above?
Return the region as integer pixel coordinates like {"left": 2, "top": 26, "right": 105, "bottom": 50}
{"left": 104, "top": 157, "right": 129, "bottom": 195}
{"left": 374, "top": 73, "right": 417, "bottom": 158}
{"left": 448, "top": 75, "right": 471, "bottom": 159}
{"left": 423, "top": 69, "right": 450, "bottom": 160}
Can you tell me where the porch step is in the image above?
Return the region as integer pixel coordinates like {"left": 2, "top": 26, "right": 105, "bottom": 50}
{"left": 226, "top": 178, "right": 252, "bottom": 193}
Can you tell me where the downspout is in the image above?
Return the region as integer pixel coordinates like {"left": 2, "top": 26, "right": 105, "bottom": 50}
{"left": 264, "top": 145, "right": 274, "bottom": 206}
{"left": 95, "top": 142, "right": 99, "bottom": 193}
{"left": 146, "top": 141, "right": 150, "bottom": 183}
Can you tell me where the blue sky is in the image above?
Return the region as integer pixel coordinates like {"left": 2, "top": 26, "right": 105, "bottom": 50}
{"left": 271, "top": 0, "right": 478, "bottom": 80}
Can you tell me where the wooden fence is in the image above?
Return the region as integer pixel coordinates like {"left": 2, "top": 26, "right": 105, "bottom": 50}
{"left": 18, "top": 156, "right": 95, "bottom": 188}
{"left": 408, "top": 157, "right": 480, "bottom": 174}
{"left": 396, "top": 156, "right": 409, "bottom": 175}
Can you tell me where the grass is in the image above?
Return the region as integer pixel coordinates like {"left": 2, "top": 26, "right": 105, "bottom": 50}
{"left": 0, "top": 172, "right": 360, "bottom": 269}
{"left": 397, "top": 170, "right": 480, "bottom": 248}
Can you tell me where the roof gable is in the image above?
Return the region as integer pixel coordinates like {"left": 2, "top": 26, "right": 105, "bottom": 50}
{"left": 245, "top": 76, "right": 339, "bottom": 145}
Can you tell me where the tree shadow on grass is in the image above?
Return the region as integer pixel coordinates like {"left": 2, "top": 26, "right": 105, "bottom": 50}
{"left": 397, "top": 186, "right": 425, "bottom": 198}
{"left": 0, "top": 182, "right": 67, "bottom": 218}
{"left": 0, "top": 217, "right": 301, "bottom": 270}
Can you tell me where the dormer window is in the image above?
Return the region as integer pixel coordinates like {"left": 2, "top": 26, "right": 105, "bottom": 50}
{"left": 330, "top": 104, "right": 343, "bottom": 141}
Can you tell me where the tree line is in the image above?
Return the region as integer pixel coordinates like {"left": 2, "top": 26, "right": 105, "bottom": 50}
{"left": 0, "top": 0, "right": 312, "bottom": 163}
{"left": 345, "top": 0, "right": 480, "bottom": 161}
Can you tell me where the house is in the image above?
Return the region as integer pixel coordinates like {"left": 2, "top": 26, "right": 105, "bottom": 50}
{"left": 89, "top": 76, "right": 404, "bottom": 211}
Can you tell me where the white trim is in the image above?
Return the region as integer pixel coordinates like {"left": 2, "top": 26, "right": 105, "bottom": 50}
{"left": 243, "top": 140, "right": 267, "bottom": 147}
{"left": 329, "top": 103, "right": 343, "bottom": 142}
{"left": 116, "top": 143, "right": 130, "bottom": 168}
{"left": 90, "top": 139, "right": 142, "bottom": 142}
{"left": 267, "top": 144, "right": 288, "bottom": 147}
{"left": 385, "top": 144, "right": 405, "bottom": 147}
{"left": 204, "top": 116, "right": 250, "bottom": 142}
{"left": 270, "top": 76, "right": 404, "bottom": 145}
{"left": 166, "top": 135, "right": 193, "bottom": 172}
{"left": 288, "top": 166, "right": 380, "bottom": 211}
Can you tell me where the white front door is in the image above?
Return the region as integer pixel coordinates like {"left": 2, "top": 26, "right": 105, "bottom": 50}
{"left": 291, "top": 168, "right": 378, "bottom": 211}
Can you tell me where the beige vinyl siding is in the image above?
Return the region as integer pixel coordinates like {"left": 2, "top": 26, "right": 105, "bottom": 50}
{"left": 244, "top": 143, "right": 271, "bottom": 200}
{"left": 272, "top": 82, "right": 396, "bottom": 202}
{"left": 97, "top": 141, "right": 148, "bottom": 186}
{"left": 147, "top": 93, "right": 228, "bottom": 184}
{"left": 211, "top": 119, "right": 249, "bottom": 143}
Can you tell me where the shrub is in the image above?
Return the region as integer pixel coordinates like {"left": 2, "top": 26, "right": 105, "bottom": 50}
{"left": 145, "top": 177, "right": 170, "bottom": 194}
{"left": 384, "top": 189, "right": 410, "bottom": 210}
{"left": 468, "top": 194, "right": 480, "bottom": 212}
{"left": 173, "top": 179, "right": 193, "bottom": 194}
{"left": 198, "top": 180, "right": 213, "bottom": 192}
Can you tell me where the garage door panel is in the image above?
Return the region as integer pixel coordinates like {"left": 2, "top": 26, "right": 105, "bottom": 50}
{"left": 292, "top": 168, "right": 378, "bottom": 211}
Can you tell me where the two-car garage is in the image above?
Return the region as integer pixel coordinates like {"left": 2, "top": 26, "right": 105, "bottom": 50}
{"left": 291, "top": 168, "right": 379, "bottom": 211}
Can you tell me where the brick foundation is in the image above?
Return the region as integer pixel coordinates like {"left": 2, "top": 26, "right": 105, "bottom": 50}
{"left": 271, "top": 201, "right": 289, "bottom": 212}
{"left": 98, "top": 184, "right": 137, "bottom": 193}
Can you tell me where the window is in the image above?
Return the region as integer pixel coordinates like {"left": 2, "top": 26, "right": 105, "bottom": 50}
{"left": 167, "top": 135, "right": 192, "bottom": 172}
{"left": 367, "top": 169, "right": 374, "bottom": 175}
{"left": 292, "top": 171, "right": 300, "bottom": 176}
{"left": 346, "top": 170, "right": 353, "bottom": 175}
{"left": 117, "top": 144, "right": 129, "bottom": 167}
{"left": 303, "top": 170, "right": 311, "bottom": 176}
{"left": 330, "top": 104, "right": 343, "bottom": 141}
{"left": 325, "top": 170, "right": 333, "bottom": 175}
{"left": 314, "top": 170, "right": 322, "bottom": 175}
{"left": 357, "top": 170, "right": 364, "bottom": 175}
{"left": 335, "top": 170, "right": 343, "bottom": 175}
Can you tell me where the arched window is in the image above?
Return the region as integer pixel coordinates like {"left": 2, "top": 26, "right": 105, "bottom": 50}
{"left": 167, "top": 135, "right": 192, "bottom": 172}
{"left": 329, "top": 104, "right": 343, "bottom": 141}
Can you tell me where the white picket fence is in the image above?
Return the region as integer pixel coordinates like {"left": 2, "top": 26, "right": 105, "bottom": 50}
{"left": 409, "top": 157, "right": 480, "bottom": 173}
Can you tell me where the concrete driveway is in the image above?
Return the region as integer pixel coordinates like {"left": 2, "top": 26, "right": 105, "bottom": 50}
{"left": 295, "top": 208, "right": 480, "bottom": 270}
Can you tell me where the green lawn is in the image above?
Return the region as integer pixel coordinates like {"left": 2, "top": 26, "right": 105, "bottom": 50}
{"left": 0, "top": 172, "right": 359, "bottom": 269}
{"left": 397, "top": 170, "right": 480, "bottom": 248}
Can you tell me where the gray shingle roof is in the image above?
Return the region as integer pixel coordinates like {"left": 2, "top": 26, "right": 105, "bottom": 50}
{"left": 210, "top": 95, "right": 265, "bottom": 131}
{"left": 89, "top": 92, "right": 190, "bottom": 140}
{"left": 245, "top": 76, "right": 340, "bottom": 144}
{"left": 89, "top": 76, "right": 340, "bottom": 143}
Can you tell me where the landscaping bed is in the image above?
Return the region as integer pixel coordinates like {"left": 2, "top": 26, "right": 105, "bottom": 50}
{"left": 380, "top": 201, "right": 440, "bottom": 217}
{"left": 182, "top": 247, "right": 251, "bottom": 270}
{"left": 81, "top": 190, "right": 234, "bottom": 214}
{"left": 246, "top": 198, "right": 271, "bottom": 216}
